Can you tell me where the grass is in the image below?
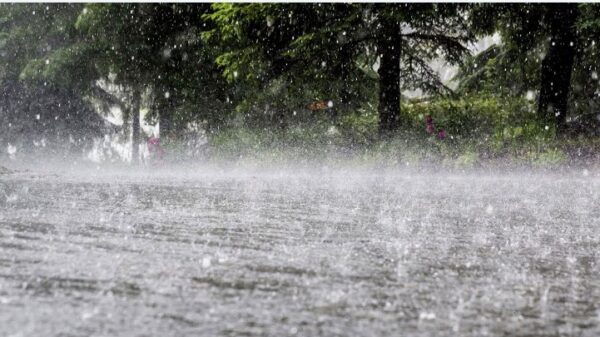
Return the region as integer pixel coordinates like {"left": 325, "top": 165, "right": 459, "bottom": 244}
{"left": 198, "top": 95, "right": 600, "bottom": 169}
{"left": 201, "top": 125, "right": 600, "bottom": 170}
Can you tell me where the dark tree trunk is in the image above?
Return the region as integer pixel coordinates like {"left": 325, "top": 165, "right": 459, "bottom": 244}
{"left": 131, "top": 89, "right": 141, "bottom": 164}
{"left": 336, "top": 46, "right": 352, "bottom": 122}
{"left": 377, "top": 17, "right": 402, "bottom": 136}
{"left": 537, "top": 4, "right": 578, "bottom": 134}
{"left": 158, "top": 90, "right": 174, "bottom": 139}
{"left": 159, "top": 107, "right": 171, "bottom": 139}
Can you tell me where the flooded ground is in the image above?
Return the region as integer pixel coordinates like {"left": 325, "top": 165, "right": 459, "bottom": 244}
{"left": 1, "top": 167, "right": 600, "bottom": 336}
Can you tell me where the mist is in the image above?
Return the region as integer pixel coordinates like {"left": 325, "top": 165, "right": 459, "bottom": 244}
{"left": 3, "top": 3, "right": 600, "bottom": 337}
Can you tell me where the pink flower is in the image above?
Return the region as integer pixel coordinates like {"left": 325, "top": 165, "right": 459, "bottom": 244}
{"left": 147, "top": 137, "right": 160, "bottom": 151}
{"left": 147, "top": 137, "right": 165, "bottom": 161}
{"left": 426, "top": 124, "right": 435, "bottom": 134}
{"left": 437, "top": 129, "right": 446, "bottom": 140}
{"left": 425, "top": 115, "right": 435, "bottom": 134}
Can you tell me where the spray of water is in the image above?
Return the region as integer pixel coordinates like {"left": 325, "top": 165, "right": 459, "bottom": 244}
{"left": 1, "top": 154, "right": 600, "bottom": 335}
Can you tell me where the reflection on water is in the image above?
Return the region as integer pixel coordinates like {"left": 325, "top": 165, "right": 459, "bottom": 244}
{"left": 1, "top": 169, "right": 600, "bottom": 336}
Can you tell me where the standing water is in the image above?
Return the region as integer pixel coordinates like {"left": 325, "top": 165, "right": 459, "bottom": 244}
{"left": 1, "top": 167, "right": 600, "bottom": 336}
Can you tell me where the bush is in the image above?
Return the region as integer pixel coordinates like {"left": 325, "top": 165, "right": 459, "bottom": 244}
{"left": 400, "top": 94, "right": 561, "bottom": 157}
{"left": 403, "top": 94, "right": 539, "bottom": 136}
{"left": 202, "top": 94, "right": 597, "bottom": 167}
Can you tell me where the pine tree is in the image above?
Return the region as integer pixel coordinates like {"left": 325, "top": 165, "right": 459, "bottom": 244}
{"left": 204, "top": 3, "right": 471, "bottom": 135}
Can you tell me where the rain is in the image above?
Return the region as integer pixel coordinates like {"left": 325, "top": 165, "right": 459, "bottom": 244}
{"left": 1, "top": 3, "right": 600, "bottom": 337}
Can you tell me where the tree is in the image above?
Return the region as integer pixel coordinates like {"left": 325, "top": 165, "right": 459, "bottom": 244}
{"left": 18, "top": 4, "right": 232, "bottom": 162}
{"left": 204, "top": 3, "right": 471, "bottom": 135}
{"left": 537, "top": 4, "right": 578, "bottom": 132}
{"left": 73, "top": 4, "right": 169, "bottom": 163}
{"left": 463, "top": 4, "right": 589, "bottom": 135}
{"left": 74, "top": 4, "right": 233, "bottom": 145}
{"left": 376, "top": 6, "right": 402, "bottom": 134}
{"left": 0, "top": 4, "right": 112, "bottom": 156}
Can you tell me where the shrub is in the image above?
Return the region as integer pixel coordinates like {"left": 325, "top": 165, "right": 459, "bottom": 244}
{"left": 202, "top": 94, "right": 595, "bottom": 167}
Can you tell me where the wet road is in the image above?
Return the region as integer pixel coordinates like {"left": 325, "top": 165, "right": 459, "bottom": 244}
{"left": 1, "top": 168, "right": 600, "bottom": 336}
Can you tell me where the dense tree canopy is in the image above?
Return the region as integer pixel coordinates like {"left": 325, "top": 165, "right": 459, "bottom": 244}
{"left": 459, "top": 3, "right": 600, "bottom": 134}
{"left": 1, "top": 3, "right": 599, "bottom": 160}
{"left": 203, "top": 3, "right": 472, "bottom": 134}
{"left": 0, "top": 4, "right": 111, "bottom": 154}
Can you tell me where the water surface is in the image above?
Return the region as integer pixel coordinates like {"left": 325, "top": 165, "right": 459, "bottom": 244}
{"left": 1, "top": 168, "right": 600, "bottom": 336}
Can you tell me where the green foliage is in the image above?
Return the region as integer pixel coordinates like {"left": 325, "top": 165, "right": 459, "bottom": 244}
{"left": 1, "top": 3, "right": 599, "bottom": 164}
{"left": 204, "top": 3, "right": 472, "bottom": 128}
{"left": 337, "top": 107, "right": 379, "bottom": 145}
{"left": 454, "top": 44, "right": 542, "bottom": 96}
{"left": 531, "top": 148, "right": 568, "bottom": 166}
{"left": 20, "top": 42, "right": 98, "bottom": 88}
{"left": 464, "top": 4, "right": 600, "bottom": 133}
{"left": 202, "top": 94, "right": 582, "bottom": 167}
{"left": 0, "top": 4, "right": 85, "bottom": 84}
{"left": 400, "top": 95, "right": 549, "bottom": 150}
{"left": 0, "top": 4, "right": 113, "bottom": 154}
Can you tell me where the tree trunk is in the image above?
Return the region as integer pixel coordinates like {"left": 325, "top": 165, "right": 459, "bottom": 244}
{"left": 537, "top": 4, "right": 578, "bottom": 134}
{"left": 377, "top": 17, "right": 402, "bottom": 136}
{"left": 159, "top": 107, "right": 171, "bottom": 139}
{"left": 158, "top": 90, "right": 173, "bottom": 139}
{"left": 131, "top": 89, "right": 141, "bottom": 164}
{"left": 336, "top": 46, "right": 352, "bottom": 121}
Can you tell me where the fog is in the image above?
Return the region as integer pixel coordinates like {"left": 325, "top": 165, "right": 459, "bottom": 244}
{"left": 2, "top": 163, "right": 600, "bottom": 336}
{"left": 2, "top": 3, "right": 600, "bottom": 336}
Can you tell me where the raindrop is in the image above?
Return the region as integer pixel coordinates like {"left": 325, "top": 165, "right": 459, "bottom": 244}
{"left": 526, "top": 91, "right": 535, "bottom": 101}
{"left": 7, "top": 144, "right": 16, "bottom": 155}
{"left": 201, "top": 256, "right": 211, "bottom": 268}
{"left": 6, "top": 193, "right": 18, "bottom": 203}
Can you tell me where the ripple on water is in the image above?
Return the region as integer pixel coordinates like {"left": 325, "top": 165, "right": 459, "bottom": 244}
{"left": 1, "top": 171, "right": 600, "bottom": 336}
